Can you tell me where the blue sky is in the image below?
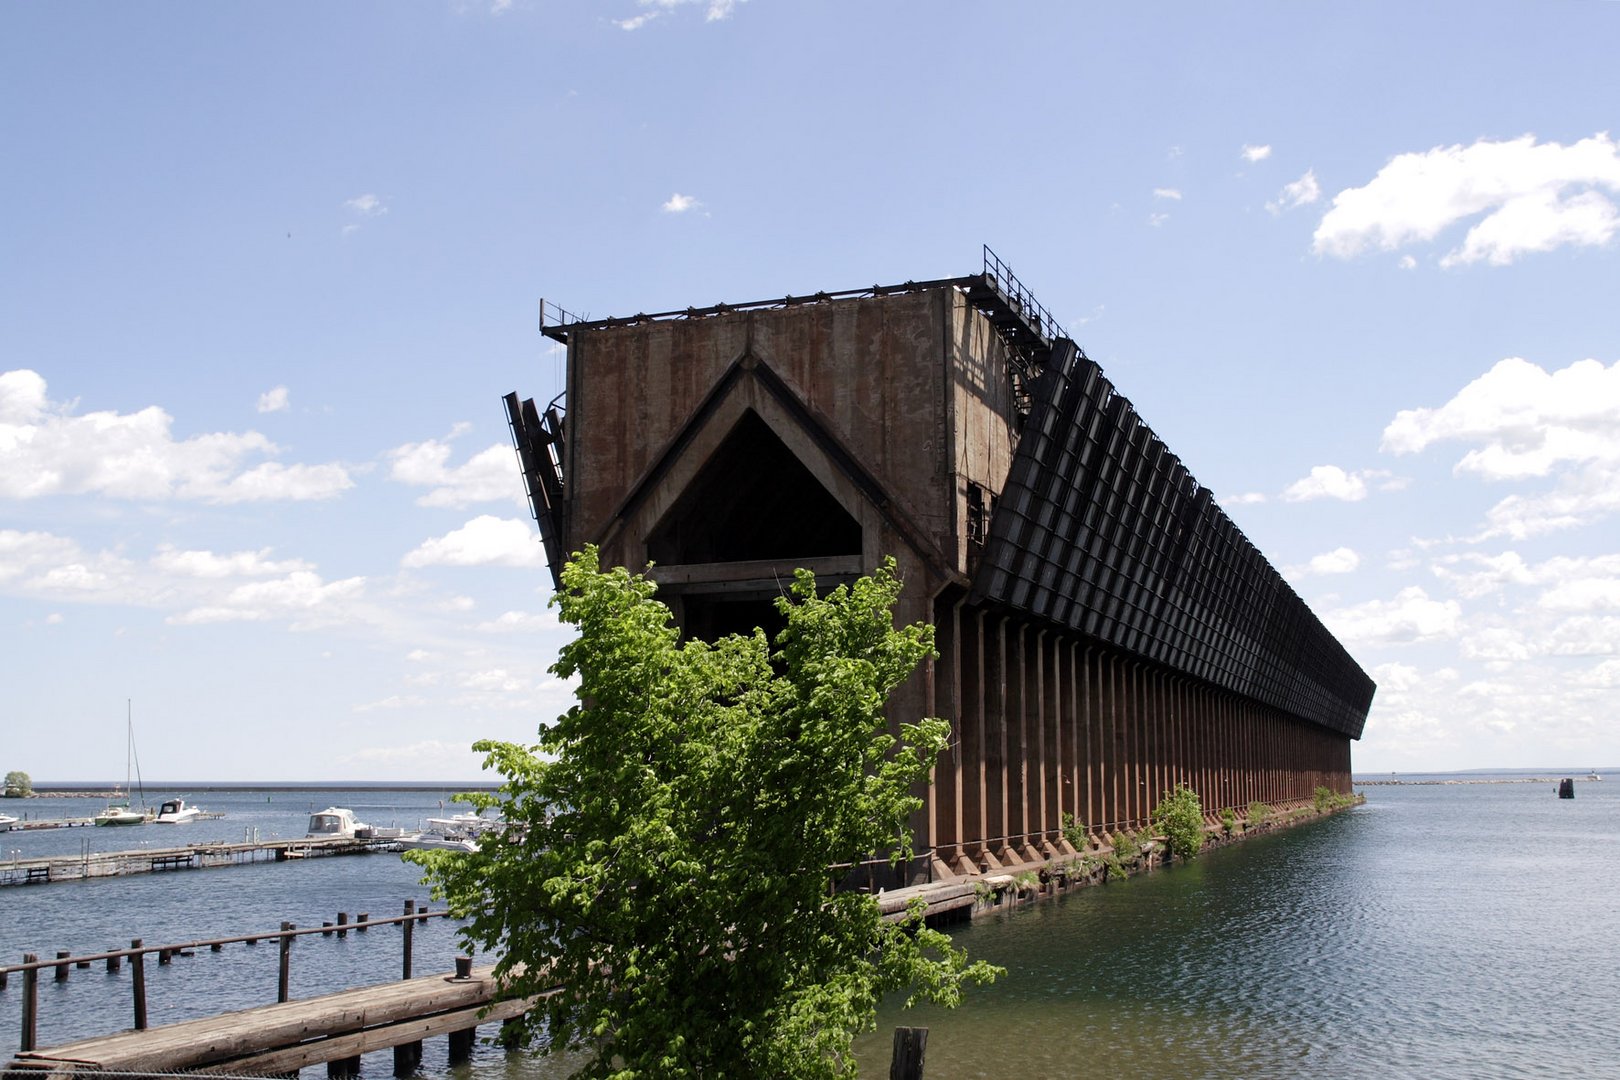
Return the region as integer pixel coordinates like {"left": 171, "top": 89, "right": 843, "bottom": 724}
{"left": 4, "top": 1, "right": 1619, "bottom": 781}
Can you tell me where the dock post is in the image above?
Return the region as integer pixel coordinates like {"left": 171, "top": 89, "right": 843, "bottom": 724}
{"left": 322, "top": 921, "right": 334, "bottom": 937}
{"left": 55, "top": 950, "right": 71, "bottom": 980}
{"left": 357, "top": 912, "right": 370, "bottom": 932}
{"left": 890, "top": 1026, "right": 928, "bottom": 1080}
{"left": 394, "top": 1040, "right": 423, "bottom": 1076}
{"left": 107, "top": 949, "right": 121, "bottom": 973}
{"left": 0, "top": 966, "right": 7, "bottom": 992}
{"left": 328, "top": 1054, "right": 362, "bottom": 1078}
{"left": 449, "top": 1025, "right": 476, "bottom": 1062}
{"left": 131, "top": 940, "right": 148, "bottom": 1031}
{"left": 20, "top": 954, "right": 38, "bottom": 1052}
{"left": 278, "top": 923, "right": 294, "bottom": 1003}
{"left": 337, "top": 912, "right": 349, "bottom": 938}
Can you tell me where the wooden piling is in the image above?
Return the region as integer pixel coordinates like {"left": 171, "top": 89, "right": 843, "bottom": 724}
{"left": 20, "top": 955, "right": 38, "bottom": 1053}
{"left": 890, "top": 1026, "right": 928, "bottom": 1080}
{"left": 402, "top": 903, "right": 414, "bottom": 980}
{"left": 448, "top": 1025, "right": 476, "bottom": 1062}
{"left": 357, "top": 913, "right": 369, "bottom": 932}
{"left": 130, "top": 940, "right": 147, "bottom": 1031}
{"left": 337, "top": 912, "right": 349, "bottom": 939}
{"left": 327, "top": 1053, "right": 361, "bottom": 1078}
{"left": 55, "top": 951, "right": 71, "bottom": 981}
{"left": 107, "top": 950, "right": 122, "bottom": 973}
{"left": 393, "top": 1039, "right": 422, "bottom": 1077}
{"left": 278, "top": 924, "right": 294, "bottom": 1004}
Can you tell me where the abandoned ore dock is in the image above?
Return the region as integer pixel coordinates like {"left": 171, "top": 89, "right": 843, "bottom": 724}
{"left": 507, "top": 247, "right": 1375, "bottom": 886}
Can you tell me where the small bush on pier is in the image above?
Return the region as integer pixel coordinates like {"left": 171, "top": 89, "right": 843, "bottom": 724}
{"left": 1061, "top": 812, "right": 1088, "bottom": 850}
{"left": 1313, "top": 785, "right": 1354, "bottom": 813}
{"left": 1220, "top": 807, "right": 1237, "bottom": 836}
{"left": 1151, "top": 783, "right": 1206, "bottom": 862}
{"left": 1247, "top": 801, "right": 1272, "bottom": 829}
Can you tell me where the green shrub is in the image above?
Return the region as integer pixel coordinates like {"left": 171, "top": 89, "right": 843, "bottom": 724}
{"left": 1313, "top": 785, "right": 1353, "bottom": 813}
{"left": 1151, "top": 783, "right": 1206, "bottom": 862}
{"left": 1061, "top": 811, "right": 1088, "bottom": 850}
{"left": 1220, "top": 806, "right": 1237, "bottom": 836}
{"left": 1247, "top": 801, "right": 1271, "bottom": 828}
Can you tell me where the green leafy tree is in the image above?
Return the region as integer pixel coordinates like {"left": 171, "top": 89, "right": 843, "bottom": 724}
{"left": 1151, "top": 783, "right": 1206, "bottom": 862}
{"left": 3, "top": 770, "right": 30, "bottom": 798}
{"left": 413, "top": 547, "right": 999, "bottom": 1080}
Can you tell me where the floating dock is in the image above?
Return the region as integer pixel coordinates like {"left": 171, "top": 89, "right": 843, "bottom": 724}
{"left": 0, "top": 836, "right": 396, "bottom": 887}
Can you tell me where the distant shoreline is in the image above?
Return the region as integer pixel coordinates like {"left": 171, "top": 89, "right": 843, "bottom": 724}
{"left": 1356, "top": 776, "right": 1600, "bottom": 786}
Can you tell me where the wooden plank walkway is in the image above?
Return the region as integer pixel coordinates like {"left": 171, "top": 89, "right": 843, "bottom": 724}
{"left": 6, "top": 965, "right": 547, "bottom": 1075}
{"left": 0, "top": 837, "right": 396, "bottom": 888}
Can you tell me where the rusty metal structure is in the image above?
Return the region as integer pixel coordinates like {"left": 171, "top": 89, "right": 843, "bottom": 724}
{"left": 508, "top": 248, "right": 1374, "bottom": 883}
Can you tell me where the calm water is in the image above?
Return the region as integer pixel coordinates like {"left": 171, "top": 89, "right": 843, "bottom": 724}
{"left": 3, "top": 776, "right": 1617, "bottom": 1078}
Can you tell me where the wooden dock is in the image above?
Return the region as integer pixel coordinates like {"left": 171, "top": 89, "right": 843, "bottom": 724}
{"left": 5, "top": 963, "right": 546, "bottom": 1076}
{"left": 0, "top": 836, "right": 396, "bottom": 887}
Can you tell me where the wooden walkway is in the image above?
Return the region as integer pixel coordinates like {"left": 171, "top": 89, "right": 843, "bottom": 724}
{"left": 0, "top": 837, "right": 395, "bottom": 888}
{"left": 5, "top": 965, "right": 545, "bottom": 1075}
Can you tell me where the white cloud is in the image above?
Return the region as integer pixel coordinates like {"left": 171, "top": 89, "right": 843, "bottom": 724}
{"left": 386, "top": 436, "right": 520, "bottom": 508}
{"left": 401, "top": 515, "right": 547, "bottom": 569}
{"left": 345, "top": 193, "right": 387, "bottom": 216}
{"left": 1398, "top": 255, "right": 1417, "bottom": 270}
{"left": 1267, "top": 169, "right": 1320, "bottom": 214}
{"left": 1147, "top": 212, "right": 1170, "bottom": 228}
{"left": 1225, "top": 492, "right": 1267, "bottom": 506}
{"left": 662, "top": 192, "right": 699, "bottom": 213}
{"left": 1242, "top": 144, "right": 1272, "bottom": 163}
{"left": 1313, "top": 133, "right": 1620, "bottom": 266}
{"left": 1476, "top": 462, "right": 1620, "bottom": 540}
{"left": 170, "top": 570, "right": 366, "bottom": 625}
{"left": 1153, "top": 187, "right": 1182, "bottom": 201}
{"left": 0, "top": 369, "right": 353, "bottom": 503}
{"left": 151, "top": 546, "right": 312, "bottom": 579}
{"left": 477, "top": 609, "right": 558, "bottom": 633}
{"left": 617, "top": 0, "right": 744, "bottom": 28}
{"left": 1382, "top": 357, "right": 1620, "bottom": 479}
{"left": 1295, "top": 547, "right": 1362, "bottom": 577}
{"left": 1282, "top": 464, "right": 1366, "bottom": 502}
{"left": 353, "top": 694, "right": 429, "bottom": 713}
{"left": 1325, "top": 586, "right": 1463, "bottom": 646}
{"left": 256, "top": 386, "right": 289, "bottom": 414}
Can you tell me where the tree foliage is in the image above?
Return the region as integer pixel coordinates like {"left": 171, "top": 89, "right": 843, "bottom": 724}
{"left": 412, "top": 547, "right": 999, "bottom": 1080}
{"left": 1151, "top": 783, "right": 1206, "bottom": 862}
{"left": 3, "top": 771, "right": 30, "bottom": 798}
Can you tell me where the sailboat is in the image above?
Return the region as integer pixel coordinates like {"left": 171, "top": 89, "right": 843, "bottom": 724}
{"left": 95, "top": 700, "right": 151, "bottom": 826}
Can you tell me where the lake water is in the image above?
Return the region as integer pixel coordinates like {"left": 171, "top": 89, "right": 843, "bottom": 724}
{"left": 3, "top": 775, "right": 1617, "bottom": 1078}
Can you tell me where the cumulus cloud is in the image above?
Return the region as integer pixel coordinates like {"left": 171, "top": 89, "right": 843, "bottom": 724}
{"left": 1279, "top": 465, "right": 1405, "bottom": 503}
{"left": 169, "top": 570, "right": 366, "bottom": 625}
{"left": 1383, "top": 356, "right": 1620, "bottom": 538}
{"left": 0, "top": 528, "right": 365, "bottom": 628}
{"left": 387, "top": 434, "right": 520, "bottom": 508}
{"left": 401, "top": 515, "right": 547, "bottom": 569}
{"left": 0, "top": 369, "right": 353, "bottom": 503}
{"left": 477, "top": 609, "right": 558, "bottom": 633}
{"left": 1267, "top": 169, "right": 1320, "bottom": 214}
{"left": 1153, "top": 187, "right": 1182, "bottom": 201}
{"left": 256, "top": 386, "right": 290, "bottom": 413}
{"left": 1292, "top": 547, "right": 1362, "bottom": 577}
{"left": 1325, "top": 586, "right": 1463, "bottom": 646}
{"left": 1383, "top": 357, "right": 1620, "bottom": 479}
{"left": 662, "top": 192, "right": 700, "bottom": 213}
{"left": 1147, "top": 212, "right": 1170, "bottom": 228}
{"left": 1242, "top": 144, "right": 1272, "bottom": 163}
{"left": 1313, "top": 133, "right": 1620, "bottom": 266}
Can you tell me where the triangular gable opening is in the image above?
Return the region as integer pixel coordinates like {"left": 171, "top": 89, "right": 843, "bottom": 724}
{"left": 647, "top": 408, "right": 861, "bottom": 566}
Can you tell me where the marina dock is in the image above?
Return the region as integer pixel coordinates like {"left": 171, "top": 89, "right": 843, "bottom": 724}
{"left": 0, "top": 836, "right": 396, "bottom": 887}
{"left": 5, "top": 962, "right": 544, "bottom": 1076}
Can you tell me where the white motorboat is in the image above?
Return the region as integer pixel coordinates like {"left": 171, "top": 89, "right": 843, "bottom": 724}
{"left": 154, "top": 797, "right": 204, "bottom": 824}
{"left": 398, "top": 812, "right": 501, "bottom": 854}
{"left": 307, "top": 807, "right": 368, "bottom": 839}
{"left": 0, "top": 813, "right": 17, "bottom": 833}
